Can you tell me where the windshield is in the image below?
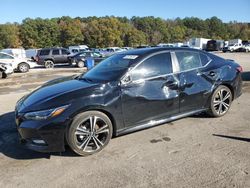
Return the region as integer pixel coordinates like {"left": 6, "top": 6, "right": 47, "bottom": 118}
{"left": 81, "top": 54, "right": 138, "bottom": 82}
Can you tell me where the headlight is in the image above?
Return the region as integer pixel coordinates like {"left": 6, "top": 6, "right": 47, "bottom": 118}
{"left": 24, "top": 105, "right": 70, "bottom": 120}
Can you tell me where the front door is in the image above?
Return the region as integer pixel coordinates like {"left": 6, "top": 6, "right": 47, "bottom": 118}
{"left": 121, "top": 52, "right": 180, "bottom": 127}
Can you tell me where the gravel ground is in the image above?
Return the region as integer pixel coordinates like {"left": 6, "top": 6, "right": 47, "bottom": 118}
{"left": 0, "top": 52, "right": 250, "bottom": 188}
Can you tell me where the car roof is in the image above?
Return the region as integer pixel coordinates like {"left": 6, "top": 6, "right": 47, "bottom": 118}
{"left": 118, "top": 47, "right": 203, "bottom": 57}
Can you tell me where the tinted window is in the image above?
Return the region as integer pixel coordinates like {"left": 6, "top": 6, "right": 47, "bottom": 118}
{"left": 130, "top": 53, "right": 172, "bottom": 81}
{"left": 40, "top": 50, "right": 50, "bottom": 56}
{"left": 52, "top": 49, "right": 60, "bottom": 55}
{"left": 72, "top": 49, "right": 79, "bottom": 53}
{"left": 62, "top": 49, "right": 69, "bottom": 55}
{"left": 200, "top": 53, "right": 211, "bottom": 66}
{"left": 175, "top": 51, "right": 202, "bottom": 71}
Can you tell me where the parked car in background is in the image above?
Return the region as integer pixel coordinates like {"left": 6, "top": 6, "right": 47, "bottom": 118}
{"left": 68, "top": 51, "right": 106, "bottom": 68}
{"left": 36, "top": 47, "right": 71, "bottom": 68}
{"left": 25, "top": 49, "right": 39, "bottom": 60}
{"left": 101, "top": 47, "right": 125, "bottom": 57}
{"left": 0, "top": 48, "right": 26, "bottom": 59}
{"left": 235, "top": 45, "right": 250, "bottom": 52}
{"left": 0, "top": 62, "right": 13, "bottom": 78}
{"left": 15, "top": 47, "right": 242, "bottom": 156}
{"left": 223, "top": 43, "right": 243, "bottom": 52}
{"left": 68, "top": 45, "right": 89, "bottom": 54}
{"left": 206, "top": 40, "right": 224, "bottom": 51}
{"left": 0, "top": 52, "right": 35, "bottom": 72}
{"left": 157, "top": 43, "right": 174, "bottom": 47}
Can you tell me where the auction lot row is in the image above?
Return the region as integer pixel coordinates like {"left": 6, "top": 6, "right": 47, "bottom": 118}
{"left": 0, "top": 52, "right": 249, "bottom": 187}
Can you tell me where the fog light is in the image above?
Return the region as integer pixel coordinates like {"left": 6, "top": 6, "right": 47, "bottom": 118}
{"left": 32, "top": 139, "right": 46, "bottom": 145}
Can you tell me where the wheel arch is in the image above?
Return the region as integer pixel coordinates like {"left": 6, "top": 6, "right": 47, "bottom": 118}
{"left": 220, "top": 83, "right": 235, "bottom": 101}
{"left": 19, "top": 62, "right": 30, "bottom": 68}
{"left": 67, "top": 107, "right": 118, "bottom": 137}
{"left": 44, "top": 58, "right": 54, "bottom": 63}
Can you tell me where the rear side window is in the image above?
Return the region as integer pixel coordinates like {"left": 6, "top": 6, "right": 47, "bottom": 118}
{"left": 62, "top": 49, "right": 69, "bottom": 55}
{"left": 200, "top": 53, "right": 211, "bottom": 66}
{"left": 39, "top": 50, "right": 50, "bottom": 56}
{"left": 175, "top": 51, "right": 202, "bottom": 71}
{"left": 130, "top": 52, "right": 172, "bottom": 81}
{"left": 52, "top": 49, "right": 60, "bottom": 55}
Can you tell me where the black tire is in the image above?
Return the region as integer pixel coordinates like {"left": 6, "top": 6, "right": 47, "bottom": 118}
{"left": 66, "top": 111, "right": 113, "bottom": 156}
{"left": 2, "top": 72, "right": 7, "bottom": 78}
{"left": 77, "top": 61, "right": 85, "bottom": 68}
{"left": 44, "top": 60, "right": 54, "bottom": 69}
{"left": 18, "top": 63, "right": 29, "bottom": 73}
{"left": 208, "top": 85, "right": 232, "bottom": 117}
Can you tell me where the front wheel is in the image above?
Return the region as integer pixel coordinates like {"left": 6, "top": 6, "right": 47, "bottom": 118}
{"left": 18, "top": 63, "right": 29, "bottom": 73}
{"left": 67, "top": 111, "right": 113, "bottom": 156}
{"left": 208, "top": 85, "right": 232, "bottom": 117}
{"left": 77, "top": 61, "right": 85, "bottom": 68}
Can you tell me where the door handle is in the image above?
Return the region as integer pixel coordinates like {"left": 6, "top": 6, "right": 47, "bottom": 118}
{"left": 208, "top": 71, "right": 216, "bottom": 77}
{"left": 164, "top": 80, "right": 178, "bottom": 88}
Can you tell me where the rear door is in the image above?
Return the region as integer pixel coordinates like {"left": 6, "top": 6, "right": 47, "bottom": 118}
{"left": 61, "top": 49, "right": 70, "bottom": 63}
{"left": 121, "top": 52, "right": 180, "bottom": 127}
{"left": 52, "top": 49, "right": 61, "bottom": 64}
{"left": 175, "top": 51, "right": 213, "bottom": 113}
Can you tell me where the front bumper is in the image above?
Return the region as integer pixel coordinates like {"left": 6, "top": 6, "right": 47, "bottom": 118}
{"left": 15, "top": 113, "right": 70, "bottom": 153}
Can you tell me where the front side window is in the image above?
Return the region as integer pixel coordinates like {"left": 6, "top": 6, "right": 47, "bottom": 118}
{"left": 130, "top": 52, "right": 172, "bottom": 81}
{"left": 0, "top": 53, "right": 14, "bottom": 59}
{"left": 62, "top": 49, "right": 69, "bottom": 55}
{"left": 175, "top": 51, "right": 202, "bottom": 71}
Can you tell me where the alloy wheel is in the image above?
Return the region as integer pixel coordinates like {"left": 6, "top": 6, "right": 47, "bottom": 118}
{"left": 213, "top": 88, "right": 231, "bottom": 115}
{"left": 45, "top": 61, "right": 54, "bottom": 68}
{"left": 74, "top": 116, "right": 110, "bottom": 153}
{"left": 18, "top": 63, "right": 29, "bottom": 72}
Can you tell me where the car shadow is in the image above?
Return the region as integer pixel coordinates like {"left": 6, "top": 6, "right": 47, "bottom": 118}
{"left": 242, "top": 71, "right": 250, "bottom": 81}
{"left": 0, "top": 111, "right": 78, "bottom": 160}
{"left": 213, "top": 134, "right": 250, "bottom": 142}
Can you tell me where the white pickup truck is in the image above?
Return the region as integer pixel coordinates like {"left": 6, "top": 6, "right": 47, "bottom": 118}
{"left": 0, "top": 52, "right": 36, "bottom": 72}
{"left": 227, "top": 43, "right": 243, "bottom": 52}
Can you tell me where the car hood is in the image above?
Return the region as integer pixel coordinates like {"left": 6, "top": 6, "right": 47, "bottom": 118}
{"left": 17, "top": 75, "right": 103, "bottom": 112}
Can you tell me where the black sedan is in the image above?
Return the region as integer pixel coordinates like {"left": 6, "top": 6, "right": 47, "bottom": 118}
{"left": 68, "top": 51, "right": 105, "bottom": 68}
{"left": 15, "top": 47, "right": 242, "bottom": 156}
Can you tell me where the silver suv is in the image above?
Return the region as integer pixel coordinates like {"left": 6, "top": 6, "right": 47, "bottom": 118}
{"left": 36, "top": 48, "right": 70, "bottom": 68}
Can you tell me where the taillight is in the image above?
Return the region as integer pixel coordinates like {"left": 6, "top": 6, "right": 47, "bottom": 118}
{"left": 236, "top": 66, "right": 243, "bottom": 73}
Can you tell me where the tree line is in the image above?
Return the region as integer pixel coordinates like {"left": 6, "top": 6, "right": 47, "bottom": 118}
{"left": 0, "top": 16, "right": 249, "bottom": 49}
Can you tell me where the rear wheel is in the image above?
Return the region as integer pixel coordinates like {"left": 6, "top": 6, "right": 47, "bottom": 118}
{"left": 67, "top": 111, "right": 113, "bottom": 156}
{"left": 44, "top": 60, "right": 54, "bottom": 68}
{"left": 18, "top": 63, "right": 29, "bottom": 73}
{"left": 208, "top": 85, "right": 232, "bottom": 117}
